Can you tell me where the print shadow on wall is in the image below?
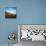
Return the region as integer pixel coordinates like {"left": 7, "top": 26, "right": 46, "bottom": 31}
{"left": 5, "top": 7, "right": 16, "bottom": 18}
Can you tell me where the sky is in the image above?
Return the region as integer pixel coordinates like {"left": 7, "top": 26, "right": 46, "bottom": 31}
{"left": 5, "top": 7, "right": 16, "bottom": 14}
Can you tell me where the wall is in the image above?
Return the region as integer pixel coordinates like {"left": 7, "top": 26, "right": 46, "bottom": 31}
{"left": 0, "top": 0, "right": 18, "bottom": 44}
{"left": 0, "top": 0, "right": 46, "bottom": 45}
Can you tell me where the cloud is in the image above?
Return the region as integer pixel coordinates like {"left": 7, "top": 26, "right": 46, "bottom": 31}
{"left": 6, "top": 8, "right": 16, "bottom": 14}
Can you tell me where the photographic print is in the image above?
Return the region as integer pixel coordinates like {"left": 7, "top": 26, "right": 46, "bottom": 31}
{"left": 5, "top": 7, "right": 16, "bottom": 18}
